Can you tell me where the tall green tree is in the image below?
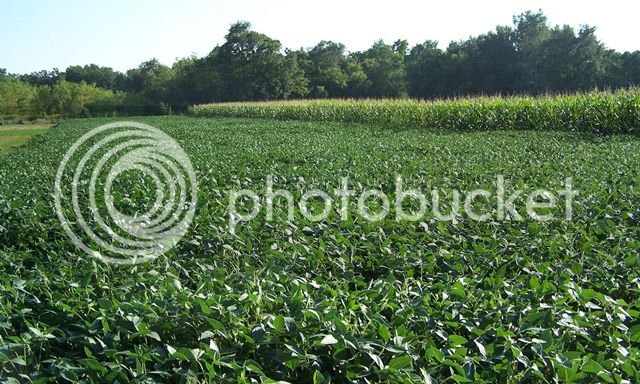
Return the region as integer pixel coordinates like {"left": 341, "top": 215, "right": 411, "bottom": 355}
{"left": 126, "top": 59, "right": 174, "bottom": 101}
{"left": 65, "top": 64, "right": 126, "bottom": 90}
{"left": 216, "top": 21, "right": 303, "bottom": 101}
{"left": 358, "top": 40, "right": 408, "bottom": 98}
{"left": 464, "top": 26, "right": 520, "bottom": 94}
{"left": 513, "top": 10, "right": 551, "bottom": 92}
{"left": 302, "top": 41, "right": 350, "bottom": 97}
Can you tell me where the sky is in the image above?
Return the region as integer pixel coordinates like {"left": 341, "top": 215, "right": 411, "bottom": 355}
{"left": 1, "top": 0, "right": 639, "bottom": 74}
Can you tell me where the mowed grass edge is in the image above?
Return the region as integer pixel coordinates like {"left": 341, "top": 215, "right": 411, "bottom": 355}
{"left": 0, "top": 124, "right": 53, "bottom": 153}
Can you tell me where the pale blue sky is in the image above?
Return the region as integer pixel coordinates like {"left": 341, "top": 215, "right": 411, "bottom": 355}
{"left": 1, "top": 0, "right": 639, "bottom": 74}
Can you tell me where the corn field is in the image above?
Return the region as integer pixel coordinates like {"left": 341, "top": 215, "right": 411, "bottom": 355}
{"left": 189, "top": 90, "right": 640, "bottom": 134}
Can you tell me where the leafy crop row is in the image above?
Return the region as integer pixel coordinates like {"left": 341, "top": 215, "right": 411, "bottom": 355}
{"left": 0, "top": 117, "right": 639, "bottom": 382}
{"left": 189, "top": 90, "right": 640, "bottom": 134}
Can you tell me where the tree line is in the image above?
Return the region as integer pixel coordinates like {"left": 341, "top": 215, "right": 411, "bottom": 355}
{"left": 2, "top": 11, "right": 640, "bottom": 120}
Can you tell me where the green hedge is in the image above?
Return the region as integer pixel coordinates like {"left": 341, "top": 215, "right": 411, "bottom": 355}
{"left": 188, "top": 90, "right": 640, "bottom": 133}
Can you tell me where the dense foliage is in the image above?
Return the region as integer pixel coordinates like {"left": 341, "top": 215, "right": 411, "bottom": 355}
{"left": 1, "top": 116, "right": 638, "bottom": 382}
{"left": 3, "top": 10, "right": 640, "bottom": 120}
{"left": 190, "top": 90, "right": 640, "bottom": 134}
{"left": 0, "top": 75, "right": 163, "bottom": 122}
